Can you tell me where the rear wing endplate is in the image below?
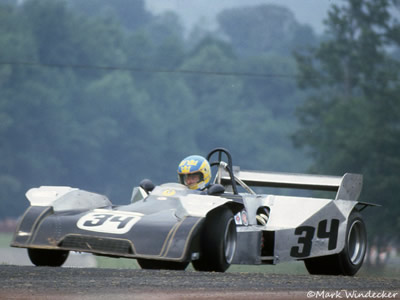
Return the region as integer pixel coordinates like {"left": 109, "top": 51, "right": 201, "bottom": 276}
{"left": 222, "top": 168, "right": 363, "bottom": 201}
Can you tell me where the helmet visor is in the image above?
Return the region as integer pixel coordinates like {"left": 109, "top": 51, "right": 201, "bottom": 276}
{"left": 179, "top": 172, "right": 204, "bottom": 188}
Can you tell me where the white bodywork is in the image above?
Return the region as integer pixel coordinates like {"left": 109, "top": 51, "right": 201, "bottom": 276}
{"left": 220, "top": 168, "right": 364, "bottom": 264}
{"left": 26, "top": 186, "right": 111, "bottom": 212}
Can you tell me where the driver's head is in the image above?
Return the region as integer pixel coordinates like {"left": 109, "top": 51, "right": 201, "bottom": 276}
{"left": 177, "top": 155, "right": 211, "bottom": 190}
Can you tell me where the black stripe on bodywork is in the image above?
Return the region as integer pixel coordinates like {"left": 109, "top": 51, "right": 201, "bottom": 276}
{"left": 129, "top": 210, "right": 179, "bottom": 256}
{"left": 11, "top": 206, "right": 53, "bottom": 246}
{"left": 162, "top": 216, "right": 203, "bottom": 259}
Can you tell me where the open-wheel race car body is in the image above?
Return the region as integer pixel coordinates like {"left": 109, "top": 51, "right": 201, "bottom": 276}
{"left": 11, "top": 148, "right": 376, "bottom": 275}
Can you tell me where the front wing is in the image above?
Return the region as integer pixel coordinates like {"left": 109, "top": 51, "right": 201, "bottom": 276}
{"left": 11, "top": 205, "right": 204, "bottom": 262}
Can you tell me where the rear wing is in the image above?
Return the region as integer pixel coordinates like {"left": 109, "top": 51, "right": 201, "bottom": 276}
{"left": 221, "top": 167, "right": 363, "bottom": 201}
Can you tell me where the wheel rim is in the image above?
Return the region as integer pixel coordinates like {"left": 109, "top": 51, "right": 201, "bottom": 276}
{"left": 347, "top": 220, "right": 366, "bottom": 265}
{"left": 223, "top": 218, "right": 236, "bottom": 264}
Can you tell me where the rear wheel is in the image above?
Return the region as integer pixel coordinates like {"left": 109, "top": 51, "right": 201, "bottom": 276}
{"left": 192, "top": 207, "right": 236, "bottom": 272}
{"left": 137, "top": 259, "right": 188, "bottom": 270}
{"left": 304, "top": 210, "right": 367, "bottom": 276}
{"left": 28, "top": 248, "right": 69, "bottom": 267}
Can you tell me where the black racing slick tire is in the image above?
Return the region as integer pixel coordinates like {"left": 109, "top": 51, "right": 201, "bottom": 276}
{"left": 192, "top": 207, "right": 237, "bottom": 272}
{"left": 28, "top": 248, "right": 69, "bottom": 267}
{"left": 304, "top": 210, "right": 367, "bottom": 276}
{"left": 136, "top": 259, "right": 189, "bottom": 270}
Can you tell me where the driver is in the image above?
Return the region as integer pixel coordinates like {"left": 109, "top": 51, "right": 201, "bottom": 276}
{"left": 177, "top": 155, "right": 211, "bottom": 190}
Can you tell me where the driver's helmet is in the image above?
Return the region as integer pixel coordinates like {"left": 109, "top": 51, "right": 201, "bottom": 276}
{"left": 177, "top": 155, "right": 211, "bottom": 190}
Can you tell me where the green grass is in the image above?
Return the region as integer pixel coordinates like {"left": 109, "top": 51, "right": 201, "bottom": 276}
{"left": 0, "top": 233, "right": 12, "bottom": 247}
{"left": 358, "top": 264, "right": 400, "bottom": 278}
{"left": 94, "top": 256, "right": 309, "bottom": 274}
{"left": 94, "top": 256, "right": 400, "bottom": 278}
{"left": 94, "top": 255, "right": 308, "bottom": 274}
{"left": 95, "top": 256, "right": 140, "bottom": 269}
{"left": 228, "top": 261, "right": 308, "bottom": 274}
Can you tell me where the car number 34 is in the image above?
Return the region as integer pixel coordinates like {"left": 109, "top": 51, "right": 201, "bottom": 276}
{"left": 290, "top": 219, "right": 340, "bottom": 258}
{"left": 77, "top": 211, "right": 143, "bottom": 234}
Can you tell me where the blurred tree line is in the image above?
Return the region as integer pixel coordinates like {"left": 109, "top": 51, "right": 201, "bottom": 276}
{"left": 0, "top": 0, "right": 311, "bottom": 217}
{"left": 295, "top": 0, "right": 400, "bottom": 240}
{"left": 0, "top": 0, "right": 399, "bottom": 243}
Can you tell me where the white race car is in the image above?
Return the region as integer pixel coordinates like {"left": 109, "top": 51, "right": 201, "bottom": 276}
{"left": 11, "top": 148, "right": 375, "bottom": 275}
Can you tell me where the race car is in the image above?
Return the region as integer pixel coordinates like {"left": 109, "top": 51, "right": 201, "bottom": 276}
{"left": 11, "top": 148, "right": 376, "bottom": 275}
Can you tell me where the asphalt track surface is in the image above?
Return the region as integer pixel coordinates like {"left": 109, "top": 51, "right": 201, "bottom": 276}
{"left": 1, "top": 265, "right": 399, "bottom": 300}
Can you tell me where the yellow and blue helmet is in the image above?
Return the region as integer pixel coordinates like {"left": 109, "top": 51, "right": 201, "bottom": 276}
{"left": 177, "top": 155, "right": 211, "bottom": 190}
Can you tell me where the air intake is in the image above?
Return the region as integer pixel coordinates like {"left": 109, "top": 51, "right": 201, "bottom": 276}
{"left": 61, "top": 235, "right": 134, "bottom": 255}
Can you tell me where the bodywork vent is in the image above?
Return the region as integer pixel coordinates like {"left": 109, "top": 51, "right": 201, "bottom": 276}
{"left": 61, "top": 235, "right": 134, "bottom": 255}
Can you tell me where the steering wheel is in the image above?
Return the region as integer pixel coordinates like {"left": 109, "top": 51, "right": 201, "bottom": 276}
{"left": 206, "top": 148, "right": 238, "bottom": 194}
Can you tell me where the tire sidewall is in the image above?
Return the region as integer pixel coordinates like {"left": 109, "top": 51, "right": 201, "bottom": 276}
{"left": 194, "top": 207, "right": 236, "bottom": 272}
{"left": 339, "top": 210, "right": 367, "bottom": 275}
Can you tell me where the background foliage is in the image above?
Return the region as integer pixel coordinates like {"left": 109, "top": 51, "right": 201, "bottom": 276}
{"left": 0, "top": 0, "right": 399, "bottom": 244}
{"left": 294, "top": 0, "right": 400, "bottom": 240}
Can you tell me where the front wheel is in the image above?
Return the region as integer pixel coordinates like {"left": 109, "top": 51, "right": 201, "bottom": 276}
{"left": 192, "top": 207, "right": 237, "bottom": 272}
{"left": 304, "top": 210, "right": 367, "bottom": 276}
{"left": 28, "top": 248, "right": 69, "bottom": 267}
